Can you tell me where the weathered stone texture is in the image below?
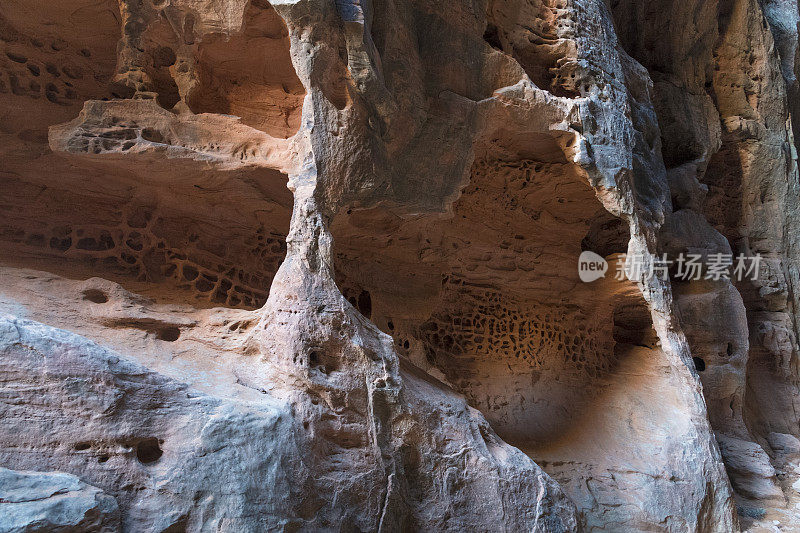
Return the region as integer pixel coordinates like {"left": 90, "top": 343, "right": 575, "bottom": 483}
{"left": 2, "top": 0, "right": 800, "bottom": 531}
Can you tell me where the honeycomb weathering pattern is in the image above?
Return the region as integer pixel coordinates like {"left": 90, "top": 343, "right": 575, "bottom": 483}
{"left": 1, "top": 0, "right": 800, "bottom": 531}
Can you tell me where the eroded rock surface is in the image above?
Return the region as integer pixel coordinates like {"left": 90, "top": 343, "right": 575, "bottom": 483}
{"left": 2, "top": 0, "right": 800, "bottom": 531}
{"left": 0, "top": 467, "right": 119, "bottom": 533}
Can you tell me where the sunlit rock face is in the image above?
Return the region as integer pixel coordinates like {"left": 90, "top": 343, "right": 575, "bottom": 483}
{"left": 1, "top": 0, "right": 800, "bottom": 530}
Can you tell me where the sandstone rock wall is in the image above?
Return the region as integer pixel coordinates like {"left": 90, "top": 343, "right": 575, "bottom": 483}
{"left": 1, "top": 0, "right": 800, "bottom": 531}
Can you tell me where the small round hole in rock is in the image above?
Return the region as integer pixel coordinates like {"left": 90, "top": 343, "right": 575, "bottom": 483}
{"left": 157, "top": 327, "right": 180, "bottom": 342}
{"left": 82, "top": 289, "right": 108, "bottom": 304}
{"left": 98, "top": 454, "right": 109, "bottom": 463}
{"left": 74, "top": 442, "right": 91, "bottom": 451}
{"left": 136, "top": 438, "right": 163, "bottom": 464}
{"left": 693, "top": 357, "right": 706, "bottom": 372}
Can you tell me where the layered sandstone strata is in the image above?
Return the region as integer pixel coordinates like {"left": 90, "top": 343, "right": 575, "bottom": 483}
{"left": 1, "top": 0, "right": 800, "bottom": 531}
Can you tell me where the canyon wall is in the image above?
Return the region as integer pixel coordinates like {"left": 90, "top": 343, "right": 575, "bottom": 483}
{"left": 1, "top": 0, "right": 800, "bottom": 531}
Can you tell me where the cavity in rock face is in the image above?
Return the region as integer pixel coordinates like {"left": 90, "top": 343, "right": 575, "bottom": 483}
{"left": 1, "top": 0, "right": 799, "bottom": 531}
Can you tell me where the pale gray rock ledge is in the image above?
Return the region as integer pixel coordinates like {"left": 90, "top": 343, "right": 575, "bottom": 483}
{"left": 0, "top": 313, "right": 577, "bottom": 531}
{"left": 0, "top": 468, "right": 119, "bottom": 533}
